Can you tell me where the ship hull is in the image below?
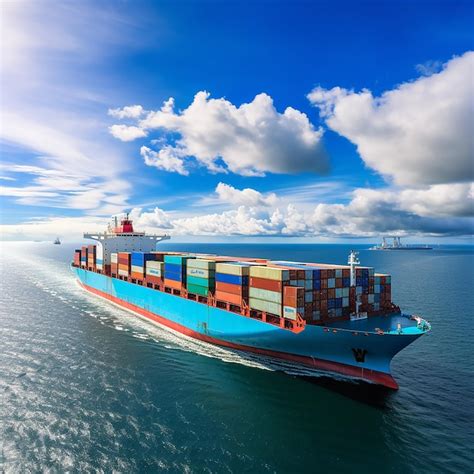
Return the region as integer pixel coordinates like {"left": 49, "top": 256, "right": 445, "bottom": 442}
{"left": 74, "top": 268, "right": 422, "bottom": 389}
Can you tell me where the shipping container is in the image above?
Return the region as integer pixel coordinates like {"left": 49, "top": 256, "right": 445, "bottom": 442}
{"left": 187, "top": 267, "right": 214, "bottom": 278}
{"left": 187, "top": 259, "right": 216, "bottom": 270}
{"left": 214, "top": 290, "right": 245, "bottom": 306}
{"left": 215, "top": 273, "right": 248, "bottom": 286}
{"left": 187, "top": 283, "right": 209, "bottom": 297}
{"left": 249, "top": 287, "right": 282, "bottom": 304}
{"left": 249, "top": 266, "right": 290, "bottom": 281}
{"left": 249, "top": 298, "right": 282, "bottom": 317}
{"left": 216, "top": 262, "right": 254, "bottom": 276}
{"left": 187, "top": 275, "right": 215, "bottom": 289}
{"left": 215, "top": 281, "right": 248, "bottom": 296}
{"left": 249, "top": 276, "right": 284, "bottom": 292}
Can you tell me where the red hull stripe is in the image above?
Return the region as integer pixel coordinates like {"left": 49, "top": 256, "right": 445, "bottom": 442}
{"left": 80, "top": 282, "right": 399, "bottom": 389}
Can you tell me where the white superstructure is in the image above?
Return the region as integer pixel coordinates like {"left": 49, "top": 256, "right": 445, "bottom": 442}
{"left": 84, "top": 214, "right": 170, "bottom": 266}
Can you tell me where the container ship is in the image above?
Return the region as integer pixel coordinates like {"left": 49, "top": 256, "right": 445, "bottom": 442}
{"left": 370, "top": 237, "right": 433, "bottom": 251}
{"left": 71, "top": 215, "right": 430, "bottom": 389}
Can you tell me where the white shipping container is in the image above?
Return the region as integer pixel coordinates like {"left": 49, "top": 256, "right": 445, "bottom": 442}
{"left": 111, "top": 253, "right": 118, "bottom": 263}
{"left": 249, "top": 298, "right": 282, "bottom": 317}
{"left": 304, "top": 279, "right": 312, "bottom": 290}
{"left": 187, "top": 259, "right": 216, "bottom": 270}
{"left": 328, "top": 278, "right": 336, "bottom": 288}
{"left": 343, "top": 297, "right": 349, "bottom": 307}
{"left": 187, "top": 267, "right": 214, "bottom": 278}
{"left": 335, "top": 269, "right": 342, "bottom": 278}
{"left": 147, "top": 267, "right": 163, "bottom": 278}
{"left": 368, "top": 294, "right": 375, "bottom": 304}
{"left": 335, "top": 288, "right": 343, "bottom": 298}
{"left": 131, "top": 264, "right": 144, "bottom": 274}
{"left": 342, "top": 287, "right": 350, "bottom": 297}
{"left": 249, "top": 287, "right": 282, "bottom": 304}
{"left": 118, "top": 268, "right": 128, "bottom": 277}
{"left": 283, "top": 306, "right": 297, "bottom": 320}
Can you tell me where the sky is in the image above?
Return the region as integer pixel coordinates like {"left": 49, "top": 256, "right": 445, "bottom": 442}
{"left": 0, "top": 0, "right": 473, "bottom": 242}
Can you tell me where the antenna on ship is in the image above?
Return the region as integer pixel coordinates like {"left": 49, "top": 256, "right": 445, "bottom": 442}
{"left": 348, "top": 250, "right": 361, "bottom": 316}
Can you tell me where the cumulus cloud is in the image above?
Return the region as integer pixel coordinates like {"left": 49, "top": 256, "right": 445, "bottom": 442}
{"left": 108, "top": 105, "right": 144, "bottom": 119}
{"left": 126, "top": 182, "right": 474, "bottom": 238}
{"left": 215, "top": 182, "right": 278, "bottom": 207}
{"left": 140, "top": 146, "right": 189, "bottom": 175}
{"left": 110, "top": 91, "right": 329, "bottom": 176}
{"left": 109, "top": 124, "right": 148, "bottom": 141}
{"left": 308, "top": 52, "right": 474, "bottom": 186}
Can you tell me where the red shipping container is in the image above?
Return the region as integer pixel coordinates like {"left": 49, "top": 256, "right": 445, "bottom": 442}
{"left": 131, "top": 272, "right": 144, "bottom": 280}
{"left": 216, "top": 281, "right": 248, "bottom": 296}
{"left": 320, "top": 300, "right": 328, "bottom": 310}
{"left": 336, "top": 278, "right": 343, "bottom": 288}
{"left": 146, "top": 275, "right": 163, "bottom": 286}
{"left": 215, "top": 290, "right": 245, "bottom": 306}
{"left": 250, "top": 277, "right": 283, "bottom": 292}
{"left": 320, "top": 269, "right": 328, "bottom": 279}
{"left": 321, "top": 279, "right": 328, "bottom": 289}
{"left": 342, "top": 269, "right": 350, "bottom": 278}
{"left": 328, "top": 288, "right": 336, "bottom": 299}
{"left": 327, "top": 269, "right": 335, "bottom": 278}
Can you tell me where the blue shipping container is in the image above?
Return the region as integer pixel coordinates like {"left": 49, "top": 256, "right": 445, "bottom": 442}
{"left": 313, "top": 280, "right": 321, "bottom": 290}
{"left": 215, "top": 273, "right": 248, "bottom": 286}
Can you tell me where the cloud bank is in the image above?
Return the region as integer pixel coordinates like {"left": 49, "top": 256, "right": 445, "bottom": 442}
{"left": 110, "top": 91, "right": 329, "bottom": 177}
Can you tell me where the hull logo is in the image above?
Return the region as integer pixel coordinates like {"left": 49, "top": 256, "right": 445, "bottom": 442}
{"left": 352, "top": 348, "right": 368, "bottom": 363}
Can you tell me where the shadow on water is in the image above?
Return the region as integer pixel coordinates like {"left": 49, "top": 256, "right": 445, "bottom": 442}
{"left": 299, "top": 374, "right": 396, "bottom": 408}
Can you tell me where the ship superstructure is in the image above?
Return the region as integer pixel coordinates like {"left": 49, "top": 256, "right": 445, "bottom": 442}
{"left": 370, "top": 236, "right": 432, "bottom": 250}
{"left": 71, "top": 216, "right": 430, "bottom": 389}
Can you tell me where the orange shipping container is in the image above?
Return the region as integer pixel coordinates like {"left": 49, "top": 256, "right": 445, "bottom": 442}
{"left": 215, "top": 281, "right": 248, "bottom": 296}
{"left": 215, "top": 290, "right": 245, "bottom": 306}
{"left": 165, "top": 279, "right": 182, "bottom": 290}
{"left": 250, "top": 277, "right": 283, "bottom": 293}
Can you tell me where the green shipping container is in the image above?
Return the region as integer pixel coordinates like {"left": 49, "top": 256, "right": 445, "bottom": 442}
{"left": 187, "top": 283, "right": 209, "bottom": 297}
{"left": 164, "top": 255, "right": 195, "bottom": 265}
{"left": 187, "top": 275, "right": 215, "bottom": 288}
{"left": 249, "top": 287, "right": 282, "bottom": 304}
{"left": 249, "top": 297, "right": 282, "bottom": 317}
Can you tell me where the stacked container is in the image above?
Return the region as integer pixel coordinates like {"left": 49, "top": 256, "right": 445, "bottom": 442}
{"left": 146, "top": 261, "right": 165, "bottom": 286}
{"left": 80, "top": 246, "right": 88, "bottom": 268}
{"left": 73, "top": 249, "right": 81, "bottom": 266}
{"left": 164, "top": 255, "right": 195, "bottom": 290}
{"left": 111, "top": 253, "right": 118, "bottom": 276}
{"left": 130, "top": 252, "right": 159, "bottom": 280}
{"left": 118, "top": 252, "right": 131, "bottom": 277}
{"left": 248, "top": 266, "right": 292, "bottom": 317}
{"left": 215, "top": 262, "right": 253, "bottom": 306}
{"left": 87, "top": 245, "right": 96, "bottom": 269}
{"left": 186, "top": 259, "right": 216, "bottom": 297}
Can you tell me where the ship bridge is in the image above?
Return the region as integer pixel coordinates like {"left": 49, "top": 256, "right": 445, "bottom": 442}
{"left": 84, "top": 214, "right": 170, "bottom": 265}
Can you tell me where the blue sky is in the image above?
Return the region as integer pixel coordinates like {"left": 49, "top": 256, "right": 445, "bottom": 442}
{"left": 0, "top": 0, "right": 473, "bottom": 242}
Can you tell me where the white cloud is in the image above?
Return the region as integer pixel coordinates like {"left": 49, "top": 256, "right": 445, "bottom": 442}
{"left": 415, "top": 60, "right": 442, "bottom": 76}
{"left": 108, "top": 105, "right": 144, "bottom": 119}
{"left": 0, "top": 3, "right": 140, "bottom": 215}
{"left": 140, "top": 146, "right": 189, "bottom": 175}
{"left": 109, "top": 124, "right": 148, "bottom": 141}
{"left": 308, "top": 52, "right": 474, "bottom": 186}
{"left": 111, "top": 91, "right": 329, "bottom": 177}
{"left": 215, "top": 182, "right": 278, "bottom": 207}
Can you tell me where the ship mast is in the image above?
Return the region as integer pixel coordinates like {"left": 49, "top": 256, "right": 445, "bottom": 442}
{"left": 348, "top": 250, "right": 361, "bottom": 316}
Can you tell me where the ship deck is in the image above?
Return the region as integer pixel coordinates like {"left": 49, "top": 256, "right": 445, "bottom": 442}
{"left": 325, "top": 313, "right": 430, "bottom": 335}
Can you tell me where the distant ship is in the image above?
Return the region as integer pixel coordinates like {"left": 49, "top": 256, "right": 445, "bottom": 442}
{"left": 54, "top": 237, "right": 61, "bottom": 245}
{"left": 370, "top": 237, "right": 432, "bottom": 251}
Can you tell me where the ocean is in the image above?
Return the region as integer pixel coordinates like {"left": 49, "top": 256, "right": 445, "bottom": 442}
{"left": 1, "top": 242, "right": 473, "bottom": 473}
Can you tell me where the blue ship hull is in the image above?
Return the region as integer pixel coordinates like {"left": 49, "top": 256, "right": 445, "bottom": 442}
{"left": 74, "top": 267, "right": 428, "bottom": 389}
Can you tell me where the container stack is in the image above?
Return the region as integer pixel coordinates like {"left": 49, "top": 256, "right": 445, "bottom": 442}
{"left": 186, "top": 259, "right": 216, "bottom": 297}
{"left": 87, "top": 245, "right": 96, "bottom": 270}
{"left": 130, "top": 252, "right": 159, "bottom": 281}
{"left": 96, "top": 245, "right": 103, "bottom": 272}
{"left": 73, "top": 249, "right": 81, "bottom": 266}
{"left": 215, "top": 263, "right": 252, "bottom": 306}
{"left": 80, "top": 246, "right": 88, "bottom": 268}
{"left": 164, "top": 255, "right": 195, "bottom": 290}
{"left": 146, "top": 261, "right": 164, "bottom": 286}
{"left": 111, "top": 253, "right": 118, "bottom": 276}
{"left": 248, "top": 266, "right": 291, "bottom": 317}
{"left": 118, "top": 252, "right": 131, "bottom": 277}
{"left": 374, "top": 273, "right": 392, "bottom": 310}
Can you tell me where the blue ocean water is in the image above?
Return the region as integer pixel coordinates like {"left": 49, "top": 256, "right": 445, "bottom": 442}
{"left": 1, "top": 242, "right": 473, "bottom": 473}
